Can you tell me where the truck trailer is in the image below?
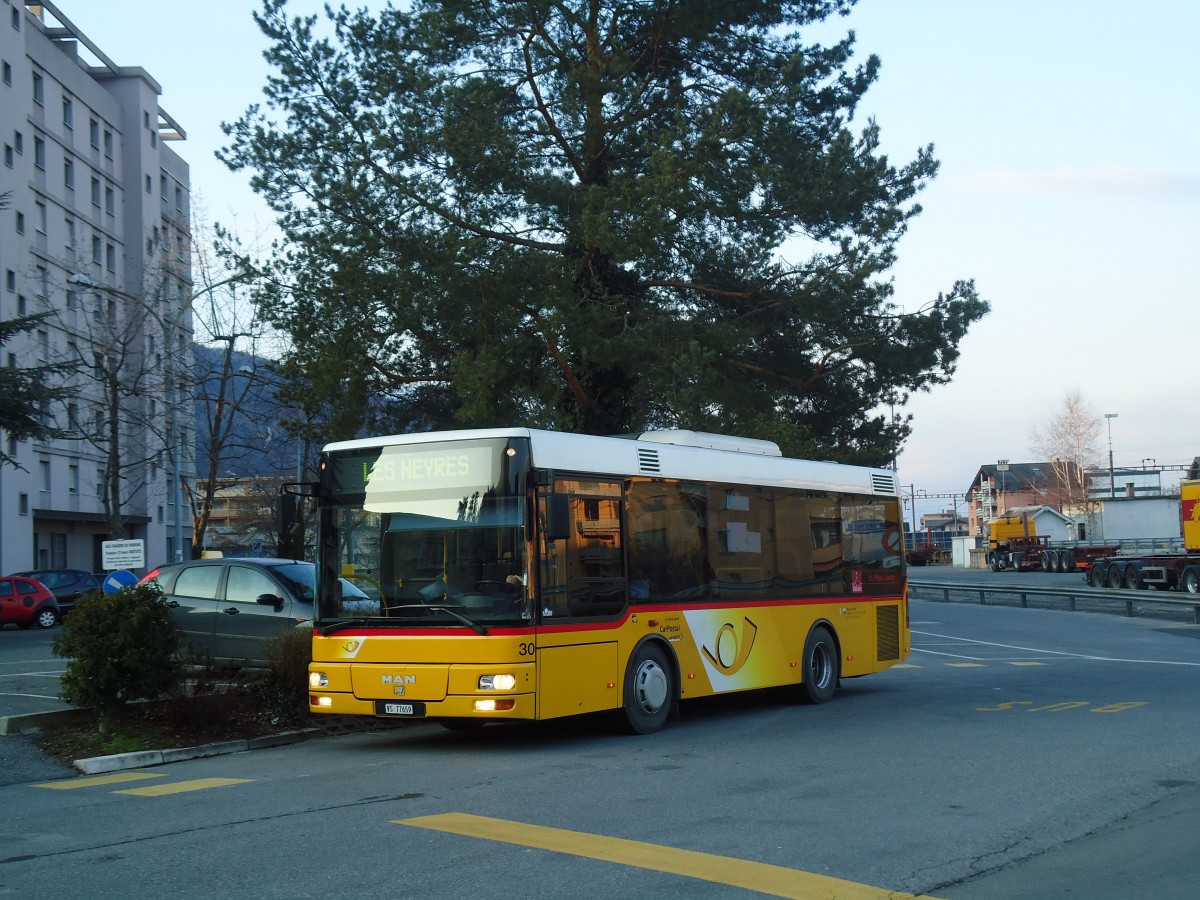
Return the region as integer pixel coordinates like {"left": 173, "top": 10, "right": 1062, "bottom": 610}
{"left": 983, "top": 515, "right": 1115, "bottom": 574}
{"left": 1087, "top": 480, "right": 1200, "bottom": 593}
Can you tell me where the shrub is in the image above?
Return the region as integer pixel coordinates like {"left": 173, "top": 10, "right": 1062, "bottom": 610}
{"left": 245, "top": 626, "right": 312, "bottom": 727}
{"left": 52, "top": 582, "right": 184, "bottom": 733}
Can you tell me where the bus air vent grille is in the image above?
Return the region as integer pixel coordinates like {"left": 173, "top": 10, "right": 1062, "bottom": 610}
{"left": 638, "top": 448, "right": 661, "bottom": 474}
{"left": 876, "top": 604, "right": 900, "bottom": 661}
{"left": 871, "top": 473, "right": 897, "bottom": 494}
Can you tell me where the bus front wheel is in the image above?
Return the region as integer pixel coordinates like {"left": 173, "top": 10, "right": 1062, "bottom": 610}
{"left": 621, "top": 643, "right": 673, "bottom": 735}
{"left": 800, "top": 625, "right": 839, "bottom": 704}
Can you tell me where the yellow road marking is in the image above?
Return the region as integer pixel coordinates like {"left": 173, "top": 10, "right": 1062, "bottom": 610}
{"left": 34, "top": 772, "right": 164, "bottom": 790}
{"left": 397, "top": 813, "right": 943, "bottom": 900}
{"left": 115, "top": 778, "right": 253, "bottom": 796}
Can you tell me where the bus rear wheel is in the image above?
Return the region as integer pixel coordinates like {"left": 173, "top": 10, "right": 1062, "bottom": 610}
{"left": 621, "top": 643, "right": 673, "bottom": 735}
{"left": 799, "top": 625, "right": 839, "bottom": 704}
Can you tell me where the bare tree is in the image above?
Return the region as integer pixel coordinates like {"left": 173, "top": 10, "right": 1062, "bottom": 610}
{"left": 58, "top": 260, "right": 189, "bottom": 543}
{"left": 1029, "top": 389, "right": 1102, "bottom": 515}
{"left": 186, "top": 212, "right": 274, "bottom": 557}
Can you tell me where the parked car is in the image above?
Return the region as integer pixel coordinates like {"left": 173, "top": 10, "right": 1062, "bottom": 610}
{"left": 139, "top": 558, "right": 329, "bottom": 667}
{"left": 0, "top": 576, "right": 60, "bottom": 629}
{"left": 10, "top": 568, "right": 101, "bottom": 616}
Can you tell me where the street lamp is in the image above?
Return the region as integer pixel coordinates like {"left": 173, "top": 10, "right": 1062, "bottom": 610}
{"left": 1104, "top": 413, "right": 1118, "bottom": 498}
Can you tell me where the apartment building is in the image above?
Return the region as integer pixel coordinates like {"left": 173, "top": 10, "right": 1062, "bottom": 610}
{"left": 0, "top": 0, "right": 192, "bottom": 573}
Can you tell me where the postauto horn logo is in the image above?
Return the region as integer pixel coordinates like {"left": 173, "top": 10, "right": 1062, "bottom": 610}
{"left": 701, "top": 617, "right": 758, "bottom": 676}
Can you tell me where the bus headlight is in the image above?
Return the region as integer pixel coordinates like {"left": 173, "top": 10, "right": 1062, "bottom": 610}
{"left": 478, "top": 673, "right": 516, "bottom": 691}
{"left": 309, "top": 671, "right": 329, "bottom": 688}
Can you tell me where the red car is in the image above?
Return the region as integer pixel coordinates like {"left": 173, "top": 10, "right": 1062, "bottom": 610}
{"left": 0, "top": 576, "right": 60, "bottom": 629}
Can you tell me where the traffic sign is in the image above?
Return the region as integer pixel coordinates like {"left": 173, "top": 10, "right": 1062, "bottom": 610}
{"left": 102, "top": 570, "right": 139, "bottom": 594}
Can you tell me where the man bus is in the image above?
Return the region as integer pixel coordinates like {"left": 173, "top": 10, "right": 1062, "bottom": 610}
{"left": 308, "top": 428, "right": 909, "bottom": 734}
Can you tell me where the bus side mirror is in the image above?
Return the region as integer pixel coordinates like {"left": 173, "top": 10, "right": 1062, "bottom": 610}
{"left": 545, "top": 494, "right": 571, "bottom": 542}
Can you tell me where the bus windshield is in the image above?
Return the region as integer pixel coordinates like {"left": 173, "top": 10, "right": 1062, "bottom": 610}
{"left": 317, "top": 437, "right": 530, "bottom": 628}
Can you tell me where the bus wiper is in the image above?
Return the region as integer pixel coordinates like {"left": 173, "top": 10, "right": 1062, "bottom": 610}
{"left": 429, "top": 606, "right": 488, "bottom": 635}
{"left": 387, "top": 604, "right": 488, "bottom": 635}
{"left": 318, "top": 618, "right": 370, "bottom": 636}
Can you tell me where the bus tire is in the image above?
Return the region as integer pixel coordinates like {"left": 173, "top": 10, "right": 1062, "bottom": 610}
{"left": 621, "top": 642, "right": 673, "bottom": 734}
{"left": 800, "top": 625, "right": 839, "bottom": 704}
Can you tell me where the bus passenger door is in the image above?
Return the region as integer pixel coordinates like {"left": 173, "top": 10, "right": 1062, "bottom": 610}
{"left": 535, "top": 479, "right": 626, "bottom": 719}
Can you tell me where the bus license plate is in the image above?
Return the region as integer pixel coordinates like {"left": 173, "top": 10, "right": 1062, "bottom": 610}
{"left": 376, "top": 700, "right": 425, "bottom": 717}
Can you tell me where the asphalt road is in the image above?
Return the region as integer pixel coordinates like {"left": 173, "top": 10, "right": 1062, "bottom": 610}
{"left": 2, "top": 573, "right": 1198, "bottom": 898}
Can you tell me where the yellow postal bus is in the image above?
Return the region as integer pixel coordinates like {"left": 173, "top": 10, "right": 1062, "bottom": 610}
{"left": 308, "top": 428, "right": 909, "bottom": 733}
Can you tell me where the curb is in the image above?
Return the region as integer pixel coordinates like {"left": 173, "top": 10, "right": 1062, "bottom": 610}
{"left": 74, "top": 728, "right": 320, "bottom": 774}
{"left": 0, "top": 708, "right": 93, "bottom": 736}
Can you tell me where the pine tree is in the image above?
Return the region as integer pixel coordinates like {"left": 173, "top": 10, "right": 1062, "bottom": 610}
{"left": 221, "top": 0, "right": 988, "bottom": 464}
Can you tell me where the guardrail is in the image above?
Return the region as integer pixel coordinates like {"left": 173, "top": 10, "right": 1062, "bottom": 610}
{"left": 908, "top": 578, "right": 1200, "bottom": 624}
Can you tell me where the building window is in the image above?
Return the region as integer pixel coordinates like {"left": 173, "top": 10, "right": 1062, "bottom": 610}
{"left": 3, "top": 144, "right": 11, "bottom": 167}
{"left": 105, "top": 186, "right": 114, "bottom": 216}
{"left": 35, "top": 201, "right": 46, "bottom": 234}
{"left": 66, "top": 289, "right": 77, "bottom": 310}
{"left": 37, "top": 330, "right": 48, "bottom": 363}
{"left": 145, "top": 173, "right": 152, "bottom": 193}
{"left": 13, "top": 131, "right": 21, "bottom": 154}
{"left": 17, "top": 295, "right": 26, "bottom": 315}
{"left": 36, "top": 265, "right": 47, "bottom": 297}
{"left": 40, "top": 460, "right": 51, "bottom": 492}
{"left": 69, "top": 464, "right": 80, "bottom": 494}
{"left": 32, "top": 72, "right": 43, "bottom": 105}
{"left": 91, "top": 235, "right": 101, "bottom": 264}
{"left": 11, "top": 7, "right": 21, "bottom": 30}
{"left": 143, "top": 110, "right": 150, "bottom": 128}
{"left": 19, "top": 494, "right": 28, "bottom": 516}
{"left": 64, "top": 159, "right": 74, "bottom": 189}
{"left": 106, "top": 243, "right": 116, "bottom": 272}
{"left": 90, "top": 176, "right": 100, "bottom": 207}
{"left": 15, "top": 210, "right": 24, "bottom": 234}
{"left": 89, "top": 118, "right": 100, "bottom": 149}
{"left": 175, "top": 185, "right": 183, "bottom": 211}
{"left": 2, "top": 61, "right": 11, "bottom": 85}
{"left": 160, "top": 174, "right": 168, "bottom": 200}
{"left": 65, "top": 218, "right": 75, "bottom": 249}
{"left": 62, "top": 95, "right": 73, "bottom": 129}
{"left": 4, "top": 269, "right": 13, "bottom": 291}
{"left": 33, "top": 136, "right": 44, "bottom": 168}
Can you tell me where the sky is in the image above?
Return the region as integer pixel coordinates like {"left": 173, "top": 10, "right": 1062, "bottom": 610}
{"left": 64, "top": 1, "right": 1200, "bottom": 519}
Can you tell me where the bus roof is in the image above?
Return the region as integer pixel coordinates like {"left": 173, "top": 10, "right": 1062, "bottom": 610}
{"left": 323, "top": 428, "right": 899, "bottom": 497}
